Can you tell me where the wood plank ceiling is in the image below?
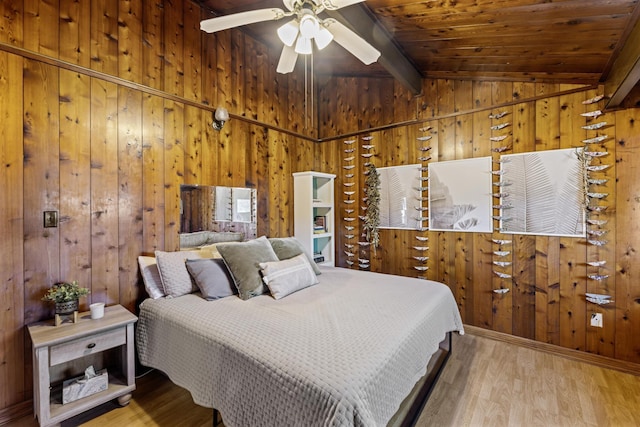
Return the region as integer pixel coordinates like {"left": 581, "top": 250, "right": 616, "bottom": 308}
{"left": 194, "top": 0, "right": 640, "bottom": 91}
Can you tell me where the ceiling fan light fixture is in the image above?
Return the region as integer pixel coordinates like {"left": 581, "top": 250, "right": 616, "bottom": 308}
{"left": 299, "top": 12, "right": 319, "bottom": 38}
{"left": 295, "top": 36, "right": 313, "bottom": 54}
{"left": 314, "top": 26, "right": 333, "bottom": 50}
{"left": 277, "top": 21, "right": 299, "bottom": 46}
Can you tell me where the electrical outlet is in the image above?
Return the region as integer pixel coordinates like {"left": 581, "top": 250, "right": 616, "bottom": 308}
{"left": 591, "top": 313, "right": 603, "bottom": 328}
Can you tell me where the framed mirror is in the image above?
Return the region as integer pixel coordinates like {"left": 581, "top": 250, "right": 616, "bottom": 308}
{"left": 180, "top": 185, "right": 257, "bottom": 244}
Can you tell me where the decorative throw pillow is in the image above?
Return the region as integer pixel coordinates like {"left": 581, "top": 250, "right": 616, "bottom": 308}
{"left": 268, "top": 237, "right": 321, "bottom": 275}
{"left": 138, "top": 256, "right": 165, "bottom": 299}
{"left": 155, "top": 250, "right": 202, "bottom": 298}
{"left": 197, "top": 243, "right": 223, "bottom": 259}
{"left": 186, "top": 258, "right": 237, "bottom": 300}
{"left": 179, "top": 231, "right": 211, "bottom": 248}
{"left": 259, "top": 253, "right": 319, "bottom": 300}
{"left": 206, "top": 231, "right": 244, "bottom": 244}
{"left": 216, "top": 236, "right": 279, "bottom": 300}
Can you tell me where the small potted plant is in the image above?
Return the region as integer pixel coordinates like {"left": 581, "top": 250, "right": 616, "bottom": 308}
{"left": 42, "top": 280, "right": 90, "bottom": 315}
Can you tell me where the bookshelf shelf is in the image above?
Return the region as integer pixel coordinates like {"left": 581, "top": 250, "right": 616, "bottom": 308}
{"left": 293, "top": 171, "right": 336, "bottom": 267}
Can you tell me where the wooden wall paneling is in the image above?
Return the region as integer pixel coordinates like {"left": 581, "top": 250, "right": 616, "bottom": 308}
{"left": 450, "top": 81, "right": 474, "bottom": 320}
{"left": 90, "top": 0, "right": 118, "bottom": 76}
{"left": 470, "top": 80, "right": 493, "bottom": 329}
{"left": 491, "top": 81, "right": 514, "bottom": 334}
{"left": 199, "top": 30, "right": 217, "bottom": 187}
{"left": 325, "top": 82, "right": 345, "bottom": 266}
{"left": 118, "top": 0, "right": 143, "bottom": 84}
{"left": 142, "top": 0, "right": 163, "bottom": 90}
{"left": 183, "top": 0, "right": 202, "bottom": 103}
{"left": 59, "top": 0, "right": 90, "bottom": 67}
{"left": 23, "top": 0, "right": 58, "bottom": 56}
{"left": 435, "top": 80, "right": 456, "bottom": 287}
{"left": 163, "top": 0, "right": 184, "bottom": 98}
{"left": 141, "top": 93, "right": 165, "bottom": 252}
{"left": 585, "top": 92, "right": 616, "bottom": 358}
{"left": 117, "top": 87, "right": 143, "bottom": 312}
{"left": 90, "top": 78, "right": 120, "bottom": 304}
{"left": 58, "top": 69, "right": 92, "bottom": 308}
{"left": 23, "top": 60, "right": 60, "bottom": 325}
{"left": 253, "top": 49, "right": 273, "bottom": 237}
{"left": 163, "top": 100, "right": 185, "bottom": 251}
{"left": 0, "top": 50, "right": 25, "bottom": 409}
{"left": 557, "top": 85, "right": 588, "bottom": 350}
{"left": 183, "top": 105, "right": 203, "bottom": 186}
{"left": 534, "top": 83, "right": 561, "bottom": 345}
{"left": 614, "top": 107, "right": 640, "bottom": 362}
{"left": 0, "top": 1, "right": 23, "bottom": 46}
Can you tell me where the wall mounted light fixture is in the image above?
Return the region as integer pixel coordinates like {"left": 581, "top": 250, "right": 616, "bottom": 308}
{"left": 213, "top": 107, "right": 230, "bottom": 131}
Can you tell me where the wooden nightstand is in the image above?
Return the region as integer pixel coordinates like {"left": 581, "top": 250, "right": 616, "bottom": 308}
{"left": 27, "top": 304, "right": 137, "bottom": 427}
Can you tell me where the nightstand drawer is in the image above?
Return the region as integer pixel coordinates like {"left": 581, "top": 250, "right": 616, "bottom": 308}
{"left": 50, "top": 327, "right": 126, "bottom": 366}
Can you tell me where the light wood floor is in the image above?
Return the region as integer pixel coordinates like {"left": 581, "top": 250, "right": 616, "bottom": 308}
{"left": 13, "top": 333, "right": 640, "bottom": 427}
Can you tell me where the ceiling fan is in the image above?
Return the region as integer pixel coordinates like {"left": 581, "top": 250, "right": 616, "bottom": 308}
{"left": 200, "top": 0, "right": 381, "bottom": 74}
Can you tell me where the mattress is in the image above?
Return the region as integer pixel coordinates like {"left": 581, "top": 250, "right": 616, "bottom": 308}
{"left": 136, "top": 266, "right": 464, "bottom": 427}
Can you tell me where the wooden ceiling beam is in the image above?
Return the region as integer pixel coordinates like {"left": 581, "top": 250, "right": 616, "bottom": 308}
{"left": 326, "top": 5, "right": 423, "bottom": 96}
{"left": 604, "top": 4, "right": 640, "bottom": 108}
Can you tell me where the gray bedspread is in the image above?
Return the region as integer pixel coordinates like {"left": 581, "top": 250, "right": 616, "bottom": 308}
{"left": 136, "top": 266, "right": 464, "bottom": 427}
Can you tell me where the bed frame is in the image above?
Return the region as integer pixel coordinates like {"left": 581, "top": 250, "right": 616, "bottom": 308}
{"left": 212, "top": 332, "right": 452, "bottom": 427}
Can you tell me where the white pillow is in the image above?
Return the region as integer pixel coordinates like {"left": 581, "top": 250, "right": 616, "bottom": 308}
{"left": 259, "top": 253, "right": 318, "bottom": 300}
{"left": 138, "top": 256, "right": 165, "bottom": 299}
{"left": 155, "top": 250, "right": 203, "bottom": 298}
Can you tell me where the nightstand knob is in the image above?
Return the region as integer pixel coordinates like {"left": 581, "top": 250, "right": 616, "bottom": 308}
{"left": 87, "top": 343, "right": 96, "bottom": 349}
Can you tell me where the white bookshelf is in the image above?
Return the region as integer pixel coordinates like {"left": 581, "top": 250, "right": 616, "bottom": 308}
{"left": 293, "top": 171, "right": 336, "bottom": 267}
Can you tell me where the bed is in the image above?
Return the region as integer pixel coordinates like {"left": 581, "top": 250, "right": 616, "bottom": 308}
{"left": 136, "top": 261, "right": 464, "bottom": 427}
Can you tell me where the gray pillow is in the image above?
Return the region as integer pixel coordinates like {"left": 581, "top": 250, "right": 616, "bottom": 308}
{"left": 216, "top": 236, "right": 279, "bottom": 300}
{"left": 186, "top": 258, "right": 237, "bottom": 300}
{"left": 155, "top": 250, "right": 203, "bottom": 298}
{"left": 268, "top": 237, "right": 321, "bottom": 275}
{"left": 260, "top": 253, "right": 319, "bottom": 299}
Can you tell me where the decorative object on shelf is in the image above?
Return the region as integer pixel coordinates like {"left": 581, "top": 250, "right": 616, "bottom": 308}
{"left": 583, "top": 135, "right": 608, "bottom": 144}
{"left": 587, "top": 260, "right": 606, "bottom": 267}
{"left": 492, "top": 239, "right": 512, "bottom": 245}
{"left": 490, "top": 122, "right": 510, "bottom": 130}
{"left": 362, "top": 144, "right": 375, "bottom": 150}
{"left": 42, "top": 280, "right": 90, "bottom": 326}
{"left": 582, "top": 121, "right": 607, "bottom": 130}
{"left": 62, "top": 365, "right": 108, "bottom": 404}
{"left": 580, "top": 110, "right": 603, "bottom": 118}
{"left": 489, "top": 135, "right": 508, "bottom": 142}
{"left": 489, "top": 111, "right": 508, "bottom": 119}
{"left": 363, "top": 163, "right": 380, "bottom": 253}
{"left": 492, "top": 146, "right": 512, "bottom": 153}
{"left": 493, "top": 261, "right": 512, "bottom": 267}
{"left": 493, "top": 271, "right": 512, "bottom": 279}
{"left": 586, "top": 293, "right": 613, "bottom": 305}
{"left": 493, "top": 288, "right": 510, "bottom": 294}
{"left": 583, "top": 94, "right": 605, "bottom": 104}
{"left": 493, "top": 251, "right": 510, "bottom": 257}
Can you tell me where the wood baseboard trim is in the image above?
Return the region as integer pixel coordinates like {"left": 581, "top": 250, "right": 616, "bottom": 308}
{"left": 464, "top": 325, "right": 640, "bottom": 376}
{"left": 0, "top": 399, "right": 32, "bottom": 426}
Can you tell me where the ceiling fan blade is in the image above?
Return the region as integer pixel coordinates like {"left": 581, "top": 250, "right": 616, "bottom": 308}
{"left": 200, "top": 8, "right": 286, "bottom": 33}
{"left": 322, "top": 18, "right": 380, "bottom": 65}
{"left": 277, "top": 44, "right": 298, "bottom": 74}
{"left": 319, "top": 0, "right": 366, "bottom": 10}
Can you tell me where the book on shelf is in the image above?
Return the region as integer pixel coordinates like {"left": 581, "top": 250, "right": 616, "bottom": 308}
{"left": 314, "top": 215, "right": 326, "bottom": 233}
